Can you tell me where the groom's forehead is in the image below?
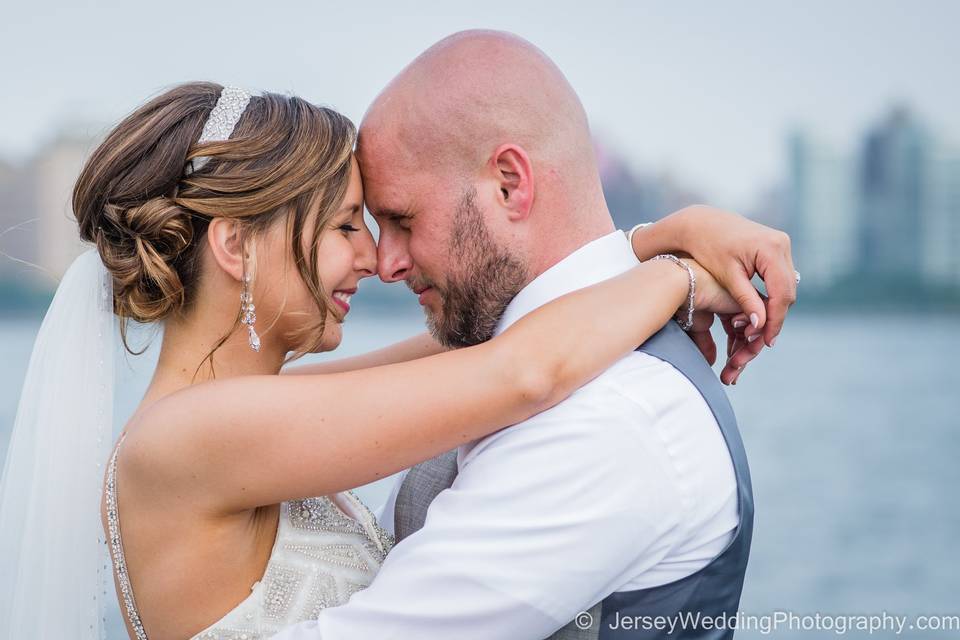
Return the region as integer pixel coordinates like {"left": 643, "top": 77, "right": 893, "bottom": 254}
{"left": 356, "top": 126, "right": 456, "bottom": 218}
{"left": 359, "top": 153, "right": 424, "bottom": 207}
{"left": 357, "top": 115, "right": 427, "bottom": 180}
{"left": 361, "top": 166, "right": 413, "bottom": 213}
{"left": 358, "top": 149, "right": 407, "bottom": 195}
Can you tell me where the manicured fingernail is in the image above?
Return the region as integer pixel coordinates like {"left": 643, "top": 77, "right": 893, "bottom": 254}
{"left": 750, "top": 313, "right": 759, "bottom": 328}
{"left": 747, "top": 334, "right": 760, "bottom": 343}
{"left": 770, "top": 337, "right": 777, "bottom": 347}
{"left": 733, "top": 320, "right": 746, "bottom": 329}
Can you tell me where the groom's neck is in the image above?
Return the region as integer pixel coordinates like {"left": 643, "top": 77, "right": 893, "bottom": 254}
{"left": 521, "top": 201, "right": 617, "bottom": 285}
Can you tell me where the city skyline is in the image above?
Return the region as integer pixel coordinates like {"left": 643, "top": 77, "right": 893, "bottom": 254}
{"left": 787, "top": 105, "right": 960, "bottom": 297}
{"left": 2, "top": 0, "right": 959, "bottom": 210}
{"left": 1, "top": 100, "right": 957, "bottom": 310}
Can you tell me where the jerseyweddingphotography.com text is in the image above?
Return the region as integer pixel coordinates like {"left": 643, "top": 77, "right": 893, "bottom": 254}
{"left": 575, "top": 609, "right": 960, "bottom": 635}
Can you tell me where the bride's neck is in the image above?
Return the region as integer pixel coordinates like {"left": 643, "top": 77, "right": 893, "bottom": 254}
{"left": 138, "top": 309, "right": 287, "bottom": 412}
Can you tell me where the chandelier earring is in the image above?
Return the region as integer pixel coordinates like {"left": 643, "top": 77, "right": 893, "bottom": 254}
{"left": 240, "top": 271, "right": 260, "bottom": 352}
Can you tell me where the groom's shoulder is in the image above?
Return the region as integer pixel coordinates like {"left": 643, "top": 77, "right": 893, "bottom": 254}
{"left": 545, "top": 349, "right": 720, "bottom": 439}
{"left": 464, "top": 351, "right": 716, "bottom": 459}
{"left": 461, "top": 352, "right": 709, "bottom": 494}
{"left": 575, "top": 349, "right": 705, "bottom": 405}
{"left": 520, "top": 350, "right": 701, "bottom": 430}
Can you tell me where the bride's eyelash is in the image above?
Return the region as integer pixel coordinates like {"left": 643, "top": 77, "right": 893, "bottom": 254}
{"left": 339, "top": 224, "right": 361, "bottom": 233}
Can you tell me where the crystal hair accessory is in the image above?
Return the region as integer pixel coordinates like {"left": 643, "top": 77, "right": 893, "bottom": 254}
{"left": 185, "top": 86, "right": 254, "bottom": 175}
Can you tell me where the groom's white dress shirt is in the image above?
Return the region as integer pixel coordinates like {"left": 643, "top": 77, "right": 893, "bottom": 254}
{"left": 272, "top": 231, "right": 739, "bottom": 639}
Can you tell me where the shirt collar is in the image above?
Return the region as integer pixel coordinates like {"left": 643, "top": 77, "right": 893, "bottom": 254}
{"left": 494, "top": 230, "right": 638, "bottom": 336}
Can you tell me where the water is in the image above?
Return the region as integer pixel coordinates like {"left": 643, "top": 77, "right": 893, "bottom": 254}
{"left": 1, "top": 310, "right": 958, "bottom": 638}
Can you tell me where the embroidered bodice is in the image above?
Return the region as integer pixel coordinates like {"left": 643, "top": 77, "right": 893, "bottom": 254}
{"left": 104, "top": 441, "right": 394, "bottom": 640}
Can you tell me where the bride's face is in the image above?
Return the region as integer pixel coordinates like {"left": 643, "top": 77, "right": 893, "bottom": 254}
{"left": 253, "top": 157, "right": 377, "bottom": 353}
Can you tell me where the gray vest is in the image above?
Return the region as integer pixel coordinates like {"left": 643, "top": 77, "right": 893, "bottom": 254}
{"left": 394, "top": 321, "right": 754, "bottom": 639}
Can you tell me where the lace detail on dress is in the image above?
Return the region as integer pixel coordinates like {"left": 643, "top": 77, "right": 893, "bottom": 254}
{"left": 102, "top": 439, "right": 394, "bottom": 640}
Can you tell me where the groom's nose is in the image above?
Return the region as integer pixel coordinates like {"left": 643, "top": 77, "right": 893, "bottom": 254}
{"left": 377, "top": 231, "right": 412, "bottom": 283}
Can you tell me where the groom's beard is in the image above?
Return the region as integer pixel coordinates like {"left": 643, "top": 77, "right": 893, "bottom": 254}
{"left": 425, "top": 188, "right": 528, "bottom": 349}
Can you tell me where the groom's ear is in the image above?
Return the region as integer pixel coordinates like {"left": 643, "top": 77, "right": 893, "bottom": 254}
{"left": 491, "top": 144, "right": 534, "bottom": 221}
{"left": 207, "top": 217, "right": 245, "bottom": 282}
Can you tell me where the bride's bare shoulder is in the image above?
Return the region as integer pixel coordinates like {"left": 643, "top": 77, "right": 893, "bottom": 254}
{"left": 112, "top": 380, "right": 250, "bottom": 514}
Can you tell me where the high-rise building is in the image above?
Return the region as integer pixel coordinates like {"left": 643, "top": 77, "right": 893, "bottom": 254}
{"left": 857, "top": 107, "right": 929, "bottom": 281}
{"left": 786, "top": 130, "right": 858, "bottom": 290}
{"left": 31, "top": 132, "right": 94, "bottom": 283}
{"left": 0, "top": 131, "right": 97, "bottom": 289}
{"left": 0, "top": 159, "right": 40, "bottom": 282}
{"left": 596, "top": 140, "right": 705, "bottom": 229}
{"left": 922, "top": 142, "right": 960, "bottom": 287}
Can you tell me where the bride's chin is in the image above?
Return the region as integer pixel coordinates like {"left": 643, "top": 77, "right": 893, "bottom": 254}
{"left": 288, "top": 311, "right": 345, "bottom": 354}
{"left": 315, "top": 324, "right": 343, "bottom": 353}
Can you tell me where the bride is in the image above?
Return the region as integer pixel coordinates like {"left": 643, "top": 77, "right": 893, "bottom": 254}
{"left": 1, "top": 82, "right": 754, "bottom": 639}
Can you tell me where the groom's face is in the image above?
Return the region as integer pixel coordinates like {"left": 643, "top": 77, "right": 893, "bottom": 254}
{"left": 358, "top": 145, "right": 527, "bottom": 348}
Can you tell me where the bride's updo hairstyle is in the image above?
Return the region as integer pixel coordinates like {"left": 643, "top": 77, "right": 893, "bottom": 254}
{"left": 73, "top": 82, "right": 355, "bottom": 360}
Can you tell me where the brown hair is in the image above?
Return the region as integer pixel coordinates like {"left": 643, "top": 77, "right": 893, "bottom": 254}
{"left": 73, "top": 82, "right": 356, "bottom": 366}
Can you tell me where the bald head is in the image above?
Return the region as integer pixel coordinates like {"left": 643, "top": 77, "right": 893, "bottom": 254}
{"left": 360, "top": 31, "right": 616, "bottom": 345}
{"left": 360, "top": 30, "right": 606, "bottom": 215}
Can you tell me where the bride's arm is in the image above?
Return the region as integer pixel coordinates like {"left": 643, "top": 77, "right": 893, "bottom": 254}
{"left": 281, "top": 332, "right": 447, "bottom": 375}
{"left": 127, "top": 258, "right": 733, "bottom": 513}
{"left": 627, "top": 204, "right": 797, "bottom": 346}
{"left": 629, "top": 205, "right": 798, "bottom": 383}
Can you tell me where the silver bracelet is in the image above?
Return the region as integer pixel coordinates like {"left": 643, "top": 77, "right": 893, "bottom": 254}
{"left": 625, "top": 222, "right": 654, "bottom": 247}
{"left": 650, "top": 254, "right": 696, "bottom": 331}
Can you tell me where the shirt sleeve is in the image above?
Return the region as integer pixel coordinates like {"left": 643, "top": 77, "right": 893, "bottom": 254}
{"left": 270, "top": 382, "right": 684, "bottom": 640}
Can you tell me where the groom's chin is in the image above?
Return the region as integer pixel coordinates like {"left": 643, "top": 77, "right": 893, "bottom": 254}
{"left": 424, "top": 310, "right": 456, "bottom": 350}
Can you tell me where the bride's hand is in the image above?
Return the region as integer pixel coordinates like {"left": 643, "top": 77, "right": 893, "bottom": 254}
{"left": 683, "top": 257, "right": 741, "bottom": 316}
{"left": 672, "top": 258, "right": 757, "bottom": 386}
{"left": 627, "top": 206, "right": 798, "bottom": 384}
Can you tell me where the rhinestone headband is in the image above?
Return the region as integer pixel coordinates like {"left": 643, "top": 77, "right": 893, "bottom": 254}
{"left": 186, "top": 86, "right": 254, "bottom": 174}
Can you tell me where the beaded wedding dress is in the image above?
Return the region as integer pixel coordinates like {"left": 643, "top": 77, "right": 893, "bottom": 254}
{"left": 105, "top": 439, "right": 394, "bottom": 640}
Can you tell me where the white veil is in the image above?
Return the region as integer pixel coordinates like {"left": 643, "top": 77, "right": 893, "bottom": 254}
{"left": 0, "top": 249, "right": 116, "bottom": 639}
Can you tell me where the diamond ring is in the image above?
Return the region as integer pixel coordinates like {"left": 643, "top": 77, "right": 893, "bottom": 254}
{"left": 795, "top": 270, "right": 801, "bottom": 285}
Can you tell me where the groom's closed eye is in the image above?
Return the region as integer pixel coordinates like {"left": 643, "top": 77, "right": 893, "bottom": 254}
{"left": 381, "top": 210, "right": 413, "bottom": 230}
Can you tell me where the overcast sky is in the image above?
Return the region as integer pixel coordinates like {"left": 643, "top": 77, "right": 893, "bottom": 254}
{"left": 2, "top": 0, "right": 957, "bottom": 209}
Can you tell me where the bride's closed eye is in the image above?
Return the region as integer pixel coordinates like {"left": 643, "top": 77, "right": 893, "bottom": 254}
{"left": 339, "top": 224, "right": 361, "bottom": 235}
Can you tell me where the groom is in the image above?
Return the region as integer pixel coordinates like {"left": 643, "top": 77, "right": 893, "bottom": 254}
{"left": 275, "top": 31, "right": 796, "bottom": 639}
